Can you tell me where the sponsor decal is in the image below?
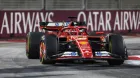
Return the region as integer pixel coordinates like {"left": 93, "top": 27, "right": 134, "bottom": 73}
{"left": 79, "top": 41, "right": 87, "bottom": 45}
{"left": 62, "top": 51, "right": 78, "bottom": 56}
{"left": 0, "top": 12, "right": 54, "bottom": 34}
{"left": 77, "top": 11, "right": 140, "bottom": 31}
{"left": 55, "top": 22, "right": 59, "bottom": 26}
{"left": 95, "top": 51, "right": 110, "bottom": 56}
{"left": 0, "top": 11, "right": 139, "bottom": 38}
{"left": 54, "top": 22, "right": 70, "bottom": 26}
{"left": 41, "top": 35, "right": 45, "bottom": 40}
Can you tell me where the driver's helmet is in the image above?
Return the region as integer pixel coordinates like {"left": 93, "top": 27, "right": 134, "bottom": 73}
{"left": 79, "top": 29, "right": 85, "bottom": 32}
{"left": 79, "top": 29, "right": 86, "bottom": 35}
{"left": 65, "top": 29, "right": 77, "bottom": 35}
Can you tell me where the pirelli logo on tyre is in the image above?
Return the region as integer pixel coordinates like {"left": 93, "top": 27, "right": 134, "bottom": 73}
{"left": 42, "top": 35, "right": 45, "bottom": 40}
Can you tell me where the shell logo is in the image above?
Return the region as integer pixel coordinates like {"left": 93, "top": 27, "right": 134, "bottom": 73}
{"left": 79, "top": 41, "right": 87, "bottom": 45}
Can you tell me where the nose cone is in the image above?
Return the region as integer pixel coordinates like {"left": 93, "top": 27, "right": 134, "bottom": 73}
{"left": 72, "top": 36, "right": 93, "bottom": 58}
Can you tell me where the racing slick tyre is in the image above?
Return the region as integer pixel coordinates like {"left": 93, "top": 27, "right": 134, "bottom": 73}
{"left": 107, "top": 34, "right": 128, "bottom": 65}
{"left": 40, "top": 34, "right": 58, "bottom": 64}
{"left": 26, "top": 32, "right": 43, "bottom": 59}
{"left": 107, "top": 59, "right": 124, "bottom": 66}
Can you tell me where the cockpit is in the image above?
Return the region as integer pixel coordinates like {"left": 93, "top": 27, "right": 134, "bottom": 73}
{"left": 61, "top": 28, "right": 87, "bottom": 35}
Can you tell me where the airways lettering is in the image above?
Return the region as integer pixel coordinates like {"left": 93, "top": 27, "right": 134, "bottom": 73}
{"left": 0, "top": 12, "right": 54, "bottom": 34}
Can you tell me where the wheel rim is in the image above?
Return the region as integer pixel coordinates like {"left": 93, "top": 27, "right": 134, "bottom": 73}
{"left": 40, "top": 42, "right": 46, "bottom": 63}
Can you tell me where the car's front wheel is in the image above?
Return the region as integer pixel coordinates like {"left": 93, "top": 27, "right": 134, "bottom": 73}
{"left": 107, "top": 34, "right": 127, "bottom": 65}
{"left": 39, "top": 34, "right": 58, "bottom": 64}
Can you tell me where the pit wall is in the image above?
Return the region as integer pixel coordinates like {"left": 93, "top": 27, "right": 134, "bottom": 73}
{"left": 0, "top": 10, "right": 140, "bottom": 38}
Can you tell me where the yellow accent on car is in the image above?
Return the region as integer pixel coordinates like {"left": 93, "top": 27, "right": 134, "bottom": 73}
{"left": 109, "top": 41, "right": 112, "bottom": 53}
{"left": 79, "top": 41, "right": 87, "bottom": 45}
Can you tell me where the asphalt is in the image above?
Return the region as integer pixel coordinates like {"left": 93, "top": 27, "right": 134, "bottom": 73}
{"left": 0, "top": 36, "right": 140, "bottom": 78}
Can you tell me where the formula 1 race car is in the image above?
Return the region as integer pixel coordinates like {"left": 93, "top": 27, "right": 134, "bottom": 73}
{"left": 26, "top": 17, "right": 128, "bottom": 65}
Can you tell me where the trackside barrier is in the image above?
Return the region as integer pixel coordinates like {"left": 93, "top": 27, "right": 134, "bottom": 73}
{"left": 0, "top": 10, "right": 140, "bottom": 38}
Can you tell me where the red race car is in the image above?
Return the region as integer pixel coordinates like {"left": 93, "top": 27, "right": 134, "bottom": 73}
{"left": 26, "top": 18, "right": 128, "bottom": 65}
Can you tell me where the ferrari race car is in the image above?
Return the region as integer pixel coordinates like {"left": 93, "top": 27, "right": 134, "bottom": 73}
{"left": 26, "top": 18, "right": 128, "bottom": 65}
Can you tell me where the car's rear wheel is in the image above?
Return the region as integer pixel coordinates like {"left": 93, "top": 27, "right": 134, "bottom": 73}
{"left": 40, "top": 34, "right": 58, "bottom": 64}
{"left": 107, "top": 34, "right": 127, "bottom": 65}
{"left": 26, "top": 32, "right": 43, "bottom": 59}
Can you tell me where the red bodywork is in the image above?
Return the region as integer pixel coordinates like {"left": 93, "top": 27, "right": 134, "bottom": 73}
{"left": 40, "top": 22, "right": 115, "bottom": 60}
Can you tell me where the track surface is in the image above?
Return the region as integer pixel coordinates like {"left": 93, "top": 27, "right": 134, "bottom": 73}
{"left": 0, "top": 37, "right": 140, "bottom": 78}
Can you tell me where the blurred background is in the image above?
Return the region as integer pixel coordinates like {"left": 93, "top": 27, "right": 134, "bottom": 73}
{"left": 0, "top": 0, "right": 140, "bottom": 10}
{"left": 0, "top": 0, "right": 140, "bottom": 39}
